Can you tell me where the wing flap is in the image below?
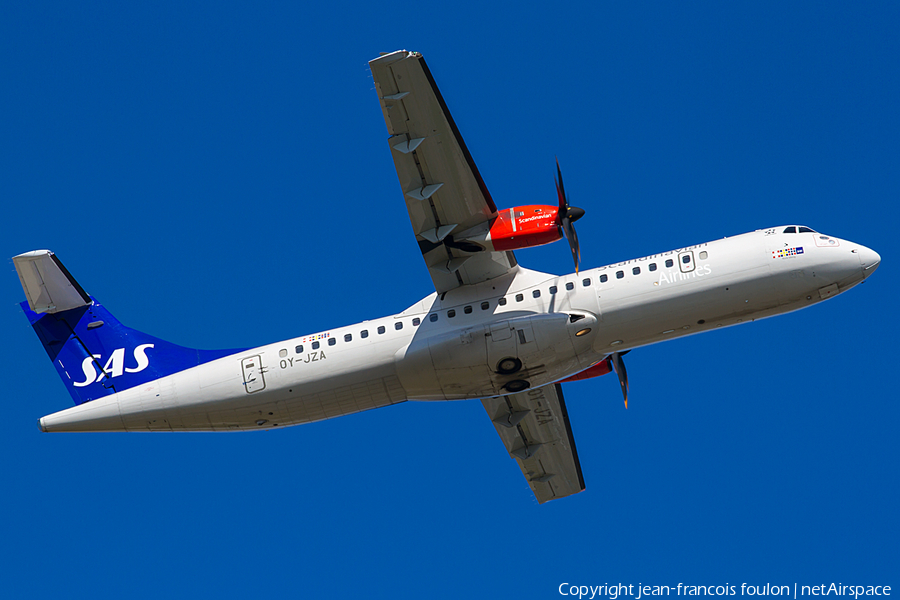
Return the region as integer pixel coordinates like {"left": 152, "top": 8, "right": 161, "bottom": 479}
{"left": 482, "top": 384, "right": 585, "bottom": 503}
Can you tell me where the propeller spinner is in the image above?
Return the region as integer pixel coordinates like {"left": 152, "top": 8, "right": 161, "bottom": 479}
{"left": 555, "top": 159, "right": 585, "bottom": 273}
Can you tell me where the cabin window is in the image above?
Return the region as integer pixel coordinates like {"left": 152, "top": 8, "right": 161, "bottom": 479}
{"left": 533, "top": 290, "right": 541, "bottom": 298}
{"left": 582, "top": 278, "right": 590, "bottom": 287}
{"left": 279, "top": 349, "right": 288, "bottom": 358}
{"left": 361, "top": 330, "right": 368, "bottom": 339}
{"left": 464, "top": 305, "right": 473, "bottom": 314}
{"left": 649, "top": 263, "right": 657, "bottom": 272}
{"left": 312, "top": 341, "right": 320, "bottom": 349}
{"left": 499, "top": 297, "right": 507, "bottom": 306}
{"left": 799, "top": 227, "right": 815, "bottom": 233}
{"left": 395, "top": 322, "right": 403, "bottom": 330}
{"left": 295, "top": 344, "right": 303, "bottom": 353}
{"left": 328, "top": 338, "right": 336, "bottom": 346}
{"left": 515, "top": 293, "right": 524, "bottom": 302}
{"left": 448, "top": 309, "right": 456, "bottom": 318}
{"left": 599, "top": 274, "right": 608, "bottom": 283}
{"left": 481, "top": 301, "right": 490, "bottom": 310}
{"left": 665, "top": 259, "right": 674, "bottom": 268}
{"left": 413, "top": 317, "right": 420, "bottom": 326}
{"left": 549, "top": 286, "right": 557, "bottom": 294}
{"left": 616, "top": 270, "right": 624, "bottom": 279}
{"left": 377, "top": 325, "right": 385, "bottom": 334}
{"left": 633, "top": 267, "right": 640, "bottom": 275}
{"left": 344, "top": 334, "right": 352, "bottom": 342}
{"left": 429, "top": 313, "right": 438, "bottom": 322}
{"left": 699, "top": 251, "right": 708, "bottom": 260}
{"left": 682, "top": 255, "right": 691, "bottom": 264}
{"left": 566, "top": 282, "right": 574, "bottom": 291}
{"left": 783, "top": 226, "right": 796, "bottom": 234}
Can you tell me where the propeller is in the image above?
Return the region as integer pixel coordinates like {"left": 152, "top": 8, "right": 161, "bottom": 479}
{"left": 555, "top": 158, "right": 586, "bottom": 273}
{"left": 609, "top": 351, "right": 629, "bottom": 409}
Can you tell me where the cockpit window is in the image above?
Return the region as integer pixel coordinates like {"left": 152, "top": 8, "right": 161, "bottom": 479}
{"left": 798, "top": 226, "right": 815, "bottom": 233}
{"left": 783, "top": 226, "right": 797, "bottom": 234}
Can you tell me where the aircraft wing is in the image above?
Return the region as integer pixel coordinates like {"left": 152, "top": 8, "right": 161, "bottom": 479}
{"left": 482, "top": 384, "right": 585, "bottom": 503}
{"left": 369, "top": 50, "right": 517, "bottom": 294}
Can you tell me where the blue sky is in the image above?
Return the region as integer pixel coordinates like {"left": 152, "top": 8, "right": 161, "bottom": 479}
{"left": 1, "top": 2, "right": 897, "bottom": 598}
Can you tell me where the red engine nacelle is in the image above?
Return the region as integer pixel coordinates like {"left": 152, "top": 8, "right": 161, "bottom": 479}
{"left": 487, "top": 205, "right": 561, "bottom": 251}
{"left": 559, "top": 358, "right": 613, "bottom": 383}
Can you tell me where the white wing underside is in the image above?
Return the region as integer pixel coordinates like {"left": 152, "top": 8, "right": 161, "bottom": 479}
{"left": 482, "top": 384, "right": 585, "bottom": 503}
{"left": 369, "top": 50, "right": 516, "bottom": 294}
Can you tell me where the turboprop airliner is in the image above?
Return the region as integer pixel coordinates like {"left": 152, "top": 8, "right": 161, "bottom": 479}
{"left": 14, "top": 50, "right": 881, "bottom": 503}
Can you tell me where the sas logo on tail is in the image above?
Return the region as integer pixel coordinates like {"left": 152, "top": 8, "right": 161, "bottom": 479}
{"left": 72, "top": 344, "right": 154, "bottom": 387}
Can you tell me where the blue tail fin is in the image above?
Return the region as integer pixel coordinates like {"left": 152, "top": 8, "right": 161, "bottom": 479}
{"left": 15, "top": 250, "right": 243, "bottom": 405}
{"left": 22, "top": 299, "right": 243, "bottom": 406}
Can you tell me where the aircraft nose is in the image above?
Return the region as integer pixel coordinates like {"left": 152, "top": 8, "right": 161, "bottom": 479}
{"left": 857, "top": 245, "right": 881, "bottom": 277}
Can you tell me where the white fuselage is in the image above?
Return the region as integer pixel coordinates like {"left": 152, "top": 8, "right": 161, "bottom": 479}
{"left": 39, "top": 227, "right": 879, "bottom": 432}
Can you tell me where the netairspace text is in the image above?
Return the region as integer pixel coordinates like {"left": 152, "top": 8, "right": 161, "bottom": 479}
{"left": 558, "top": 584, "right": 892, "bottom": 600}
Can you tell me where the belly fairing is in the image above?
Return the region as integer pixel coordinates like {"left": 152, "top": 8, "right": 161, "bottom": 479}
{"left": 395, "top": 312, "right": 600, "bottom": 400}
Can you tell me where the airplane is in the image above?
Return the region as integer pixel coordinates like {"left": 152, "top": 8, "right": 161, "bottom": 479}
{"left": 14, "top": 50, "right": 881, "bottom": 503}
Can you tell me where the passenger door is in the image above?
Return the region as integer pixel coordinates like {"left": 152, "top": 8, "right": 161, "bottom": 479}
{"left": 678, "top": 251, "right": 695, "bottom": 273}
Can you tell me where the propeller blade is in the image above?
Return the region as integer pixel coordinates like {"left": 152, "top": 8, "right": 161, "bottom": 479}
{"left": 562, "top": 216, "right": 581, "bottom": 274}
{"left": 610, "top": 352, "right": 629, "bottom": 409}
{"left": 555, "top": 158, "right": 585, "bottom": 273}
{"left": 555, "top": 158, "right": 567, "bottom": 212}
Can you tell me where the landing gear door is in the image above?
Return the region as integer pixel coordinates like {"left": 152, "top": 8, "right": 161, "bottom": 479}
{"left": 678, "top": 251, "right": 696, "bottom": 273}
{"left": 241, "top": 355, "right": 266, "bottom": 394}
{"left": 488, "top": 321, "right": 516, "bottom": 373}
{"left": 490, "top": 321, "right": 512, "bottom": 341}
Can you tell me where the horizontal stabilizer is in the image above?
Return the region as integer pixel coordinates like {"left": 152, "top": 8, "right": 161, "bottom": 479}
{"left": 13, "top": 250, "right": 91, "bottom": 314}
